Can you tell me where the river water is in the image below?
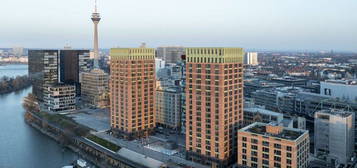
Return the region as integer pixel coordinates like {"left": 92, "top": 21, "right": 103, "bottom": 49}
{"left": 0, "top": 64, "right": 76, "bottom": 168}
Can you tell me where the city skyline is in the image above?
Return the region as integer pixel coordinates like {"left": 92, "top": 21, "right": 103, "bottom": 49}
{"left": 1, "top": 0, "right": 357, "bottom": 51}
{"left": 2, "top": 0, "right": 357, "bottom": 167}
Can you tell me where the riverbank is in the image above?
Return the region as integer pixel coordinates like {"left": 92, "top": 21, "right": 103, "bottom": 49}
{"left": 0, "top": 75, "right": 31, "bottom": 95}
{"left": 0, "top": 64, "right": 77, "bottom": 168}
{"left": 0, "top": 62, "right": 27, "bottom": 65}
{"left": 23, "top": 106, "right": 149, "bottom": 168}
{"left": 0, "top": 88, "right": 76, "bottom": 168}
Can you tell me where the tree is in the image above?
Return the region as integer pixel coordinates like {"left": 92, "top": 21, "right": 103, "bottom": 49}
{"left": 0, "top": 75, "right": 31, "bottom": 94}
{"left": 22, "top": 93, "right": 39, "bottom": 113}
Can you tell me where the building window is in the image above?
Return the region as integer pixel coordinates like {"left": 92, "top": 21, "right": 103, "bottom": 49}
{"left": 251, "top": 138, "right": 258, "bottom": 144}
{"left": 251, "top": 145, "right": 258, "bottom": 150}
{"left": 274, "top": 156, "right": 281, "bottom": 162}
{"left": 251, "top": 157, "right": 258, "bottom": 162}
{"left": 274, "top": 144, "right": 281, "bottom": 149}
{"left": 262, "top": 141, "right": 269, "bottom": 146}
{"left": 263, "top": 160, "right": 269, "bottom": 165}
{"left": 263, "top": 147, "right": 269, "bottom": 153}
{"left": 242, "top": 143, "right": 247, "bottom": 147}
{"left": 274, "top": 162, "right": 281, "bottom": 168}
{"left": 263, "top": 153, "right": 269, "bottom": 159}
{"left": 251, "top": 163, "right": 258, "bottom": 168}
{"left": 251, "top": 151, "right": 257, "bottom": 156}
{"left": 274, "top": 150, "right": 281, "bottom": 156}
{"left": 324, "top": 88, "right": 331, "bottom": 96}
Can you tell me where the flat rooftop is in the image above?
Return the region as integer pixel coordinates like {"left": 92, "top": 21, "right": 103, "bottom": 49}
{"left": 316, "top": 109, "right": 353, "bottom": 118}
{"left": 272, "top": 76, "right": 307, "bottom": 82}
{"left": 67, "top": 108, "right": 110, "bottom": 132}
{"left": 255, "top": 86, "right": 307, "bottom": 94}
{"left": 240, "top": 122, "right": 308, "bottom": 141}
{"left": 245, "top": 79, "right": 284, "bottom": 87}
{"left": 323, "top": 79, "right": 357, "bottom": 85}
{"left": 117, "top": 148, "right": 164, "bottom": 168}
{"left": 244, "top": 108, "right": 283, "bottom": 117}
{"left": 298, "top": 92, "right": 357, "bottom": 105}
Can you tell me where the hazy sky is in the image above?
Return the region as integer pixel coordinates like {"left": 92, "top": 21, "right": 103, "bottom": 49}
{"left": 1, "top": 0, "right": 357, "bottom": 51}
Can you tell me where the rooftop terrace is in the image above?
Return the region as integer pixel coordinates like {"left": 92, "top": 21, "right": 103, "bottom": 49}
{"left": 241, "top": 122, "right": 307, "bottom": 141}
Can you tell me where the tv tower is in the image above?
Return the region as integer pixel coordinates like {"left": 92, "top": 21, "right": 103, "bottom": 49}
{"left": 91, "top": 0, "right": 101, "bottom": 68}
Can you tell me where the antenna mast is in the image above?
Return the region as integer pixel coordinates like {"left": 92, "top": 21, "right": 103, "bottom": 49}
{"left": 94, "top": 0, "right": 98, "bottom": 13}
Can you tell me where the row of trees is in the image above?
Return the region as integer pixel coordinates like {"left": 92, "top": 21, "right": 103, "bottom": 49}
{"left": 0, "top": 75, "right": 31, "bottom": 94}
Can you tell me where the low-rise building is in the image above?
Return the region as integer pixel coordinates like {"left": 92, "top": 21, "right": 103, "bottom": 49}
{"left": 45, "top": 84, "right": 76, "bottom": 112}
{"left": 238, "top": 122, "right": 309, "bottom": 168}
{"left": 271, "top": 76, "right": 307, "bottom": 87}
{"left": 252, "top": 87, "right": 307, "bottom": 113}
{"left": 244, "top": 78, "right": 284, "bottom": 98}
{"left": 81, "top": 69, "right": 109, "bottom": 108}
{"left": 155, "top": 87, "right": 182, "bottom": 130}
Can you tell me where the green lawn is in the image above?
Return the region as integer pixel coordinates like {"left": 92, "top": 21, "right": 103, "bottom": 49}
{"left": 87, "top": 135, "right": 121, "bottom": 152}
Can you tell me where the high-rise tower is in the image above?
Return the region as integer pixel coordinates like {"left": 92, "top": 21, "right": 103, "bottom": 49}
{"left": 185, "top": 48, "right": 244, "bottom": 167}
{"left": 110, "top": 48, "right": 156, "bottom": 139}
{"left": 28, "top": 50, "right": 59, "bottom": 101}
{"left": 59, "top": 49, "right": 90, "bottom": 96}
{"left": 91, "top": 0, "right": 101, "bottom": 68}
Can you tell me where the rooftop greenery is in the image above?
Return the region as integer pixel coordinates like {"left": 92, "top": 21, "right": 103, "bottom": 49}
{"left": 87, "top": 134, "right": 121, "bottom": 152}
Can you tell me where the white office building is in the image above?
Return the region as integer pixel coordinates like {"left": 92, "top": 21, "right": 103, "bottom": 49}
{"left": 155, "top": 58, "right": 165, "bottom": 74}
{"left": 245, "top": 52, "right": 258, "bottom": 65}
{"left": 314, "top": 109, "right": 354, "bottom": 166}
{"left": 45, "top": 84, "right": 76, "bottom": 112}
{"left": 320, "top": 79, "right": 357, "bottom": 102}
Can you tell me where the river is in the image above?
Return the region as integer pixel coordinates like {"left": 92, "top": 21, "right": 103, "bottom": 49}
{"left": 0, "top": 64, "right": 76, "bottom": 168}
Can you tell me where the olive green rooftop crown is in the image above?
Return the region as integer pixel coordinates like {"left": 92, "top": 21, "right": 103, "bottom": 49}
{"left": 186, "top": 47, "right": 244, "bottom": 63}
{"left": 110, "top": 48, "right": 155, "bottom": 60}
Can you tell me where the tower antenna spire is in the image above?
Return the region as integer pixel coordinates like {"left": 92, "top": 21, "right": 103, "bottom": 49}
{"left": 91, "top": 0, "right": 101, "bottom": 68}
{"left": 94, "top": 0, "right": 98, "bottom": 13}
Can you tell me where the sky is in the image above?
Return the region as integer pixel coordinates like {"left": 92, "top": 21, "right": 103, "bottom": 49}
{"left": 1, "top": 0, "right": 357, "bottom": 51}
